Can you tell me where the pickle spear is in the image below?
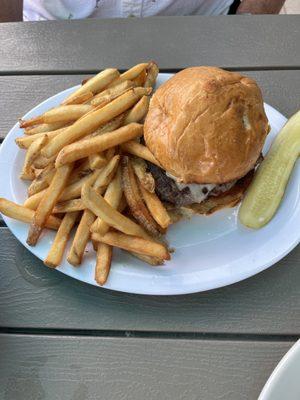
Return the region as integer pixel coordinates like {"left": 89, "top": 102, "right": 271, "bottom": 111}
{"left": 239, "top": 110, "right": 300, "bottom": 229}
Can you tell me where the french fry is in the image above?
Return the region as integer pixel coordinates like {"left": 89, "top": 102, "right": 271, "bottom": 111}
{"left": 16, "top": 126, "right": 68, "bottom": 149}
{"left": 53, "top": 198, "right": 85, "bottom": 213}
{"left": 129, "top": 252, "right": 164, "bottom": 266}
{"left": 92, "top": 231, "right": 170, "bottom": 260}
{"left": 95, "top": 243, "right": 112, "bottom": 286}
{"left": 91, "top": 168, "right": 122, "bottom": 234}
{"left": 120, "top": 63, "right": 149, "bottom": 80}
{"left": 131, "top": 157, "right": 155, "bottom": 193}
{"left": 68, "top": 159, "right": 91, "bottom": 184}
{"left": 44, "top": 211, "right": 80, "bottom": 268}
{"left": 41, "top": 88, "right": 148, "bottom": 158}
{"left": 62, "top": 90, "right": 94, "bottom": 105}
{"left": 25, "top": 121, "right": 67, "bottom": 135}
{"left": 124, "top": 95, "right": 150, "bottom": 124}
{"left": 20, "top": 105, "right": 93, "bottom": 128}
{"left": 67, "top": 209, "right": 95, "bottom": 266}
{"left": 90, "top": 114, "right": 124, "bottom": 138}
{"left": 144, "top": 61, "right": 159, "bottom": 88}
{"left": 20, "top": 135, "right": 48, "bottom": 180}
{"left": 121, "top": 156, "right": 161, "bottom": 236}
{"left": 55, "top": 123, "right": 143, "bottom": 167}
{"left": 140, "top": 184, "right": 171, "bottom": 229}
{"left": 33, "top": 154, "right": 55, "bottom": 169}
{"left": 106, "top": 147, "right": 116, "bottom": 160}
{"left": 81, "top": 182, "right": 149, "bottom": 239}
{"left": 27, "top": 163, "right": 55, "bottom": 196}
{"left": 93, "top": 155, "right": 120, "bottom": 191}
{"left": 91, "top": 80, "right": 135, "bottom": 107}
{"left": 133, "top": 69, "right": 147, "bottom": 86}
{"left": 0, "top": 198, "right": 61, "bottom": 230}
{"left": 27, "top": 163, "right": 73, "bottom": 246}
{"left": 89, "top": 153, "right": 107, "bottom": 169}
{"left": 24, "top": 169, "right": 101, "bottom": 210}
{"left": 62, "top": 68, "right": 120, "bottom": 104}
{"left": 121, "top": 141, "right": 161, "bottom": 167}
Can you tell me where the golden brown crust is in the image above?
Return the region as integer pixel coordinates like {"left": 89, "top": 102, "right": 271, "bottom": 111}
{"left": 144, "top": 67, "right": 270, "bottom": 184}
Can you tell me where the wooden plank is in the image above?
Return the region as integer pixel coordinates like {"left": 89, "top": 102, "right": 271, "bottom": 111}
{"left": 0, "top": 17, "right": 299, "bottom": 73}
{"left": 0, "top": 70, "right": 299, "bottom": 138}
{"left": 0, "top": 334, "right": 293, "bottom": 400}
{"left": 0, "top": 227, "right": 300, "bottom": 334}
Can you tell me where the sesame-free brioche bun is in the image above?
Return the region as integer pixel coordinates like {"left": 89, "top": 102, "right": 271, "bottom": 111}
{"left": 144, "top": 67, "right": 269, "bottom": 184}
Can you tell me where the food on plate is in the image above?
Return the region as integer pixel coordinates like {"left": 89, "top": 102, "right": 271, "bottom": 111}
{"left": 239, "top": 110, "right": 300, "bottom": 228}
{"left": 0, "top": 62, "right": 277, "bottom": 287}
{"left": 144, "top": 66, "right": 270, "bottom": 215}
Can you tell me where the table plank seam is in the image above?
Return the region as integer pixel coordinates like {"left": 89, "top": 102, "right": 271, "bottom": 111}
{"left": 0, "top": 327, "right": 298, "bottom": 342}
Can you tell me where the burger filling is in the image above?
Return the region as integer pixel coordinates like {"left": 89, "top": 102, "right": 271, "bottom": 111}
{"left": 147, "top": 163, "right": 236, "bottom": 207}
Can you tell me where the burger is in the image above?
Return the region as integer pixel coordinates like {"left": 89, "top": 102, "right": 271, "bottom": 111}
{"left": 144, "top": 66, "right": 270, "bottom": 215}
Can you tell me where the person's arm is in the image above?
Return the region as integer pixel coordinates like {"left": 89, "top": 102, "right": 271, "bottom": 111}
{"left": 237, "top": 0, "right": 286, "bottom": 14}
{"left": 0, "top": 0, "right": 23, "bottom": 22}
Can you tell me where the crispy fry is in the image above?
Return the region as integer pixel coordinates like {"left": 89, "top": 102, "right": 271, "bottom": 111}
{"left": 121, "top": 141, "right": 161, "bottom": 167}
{"left": 92, "top": 155, "right": 120, "bottom": 191}
{"left": 42, "top": 88, "right": 146, "bottom": 158}
{"left": 129, "top": 252, "right": 164, "bottom": 266}
{"left": 132, "top": 69, "right": 147, "bottom": 86}
{"left": 33, "top": 154, "right": 55, "bottom": 169}
{"left": 120, "top": 63, "right": 149, "bottom": 80}
{"left": 124, "top": 96, "right": 150, "bottom": 124}
{"left": 20, "top": 105, "right": 92, "bottom": 128}
{"left": 20, "top": 135, "right": 48, "bottom": 180}
{"left": 144, "top": 61, "right": 159, "bottom": 88}
{"left": 0, "top": 198, "right": 61, "bottom": 230}
{"left": 55, "top": 123, "right": 143, "bottom": 167}
{"left": 16, "top": 127, "right": 68, "bottom": 149}
{"left": 27, "top": 164, "right": 73, "bottom": 246}
{"left": 68, "top": 159, "right": 91, "bottom": 184}
{"left": 67, "top": 209, "right": 95, "bottom": 266}
{"left": 106, "top": 147, "right": 116, "bottom": 160}
{"left": 91, "top": 168, "right": 122, "bottom": 234}
{"left": 63, "top": 91, "right": 94, "bottom": 105}
{"left": 27, "top": 163, "right": 55, "bottom": 196}
{"left": 44, "top": 211, "right": 80, "bottom": 268}
{"left": 95, "top": 242, "right": 112, "bottom": 285}
{"left": 53, "top": 198, "right": 85, "bottom": 213}
{"left": 91, "top": 80, "right": 135, "bottom": 107}
{"left": 89, "top": 153, "right": 107, "bottom": 169}
{"left": 63, "top": 68, "right": 120, "bottom": 104}
{"left": 25, "top": 121, "right": 67, "bottom": 135}
{"left": 121, "top": 156, "right": 161, "bottom": 236}
{"left": 82, "top": 182, "right": 148, "bottom": 239}
{"left": 140, "top": 184, "right": 171, "bottom": 229}
{"left": 92, "top": 231, "right": 170, "bottom": 260}
{"left": 131, "top": 157, "right": 155, "bottom": 193}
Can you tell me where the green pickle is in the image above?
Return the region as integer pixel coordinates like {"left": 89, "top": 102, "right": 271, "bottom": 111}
{"left": 239, "top": 110, "right": 300, "bottom": 229}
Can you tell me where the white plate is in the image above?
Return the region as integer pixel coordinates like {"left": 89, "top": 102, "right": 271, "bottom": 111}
{"left": 259, "top": 340, "right": 300, "bottom": 400}
{"left": 0, "top": 73, "right": 298, "bottom": 296}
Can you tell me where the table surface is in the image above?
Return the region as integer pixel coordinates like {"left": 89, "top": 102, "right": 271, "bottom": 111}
{"left": 0, "top": 16, "right": 299, "bottom": 400}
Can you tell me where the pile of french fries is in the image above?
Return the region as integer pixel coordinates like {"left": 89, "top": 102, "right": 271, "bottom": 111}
{"left": 0, "top": 62, "right": 174, "bottom": 285}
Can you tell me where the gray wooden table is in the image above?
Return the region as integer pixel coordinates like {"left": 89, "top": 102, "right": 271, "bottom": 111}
{"left": 0, "top": 16, "right": 299, "bottom": 400}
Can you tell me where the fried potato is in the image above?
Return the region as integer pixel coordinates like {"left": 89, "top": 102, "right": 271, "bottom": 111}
{"left": 27, "top": 163, "right": 55, "bottom": 196}
{"left": 16, "top": 126, "right": 68, "bottom": 149}
{"left": 120, "top": 63, "right": 149, "bottom": 80}
{"left": 131, "top": 157, "right": 155, "bottom": 193}
{"left": 91, "top": 80, "right": 135, "bottom": 107}
{"left": 55, "top": 123, "right": 142, "bottom": 167}
{"left": 144, "top": 61, "right": 159, "bottom": 88}
{"left": 20, "top": 105, "right": 92, "bottom": 128}
{"left": 62, "top": 90, "right": 94, "bottom": 105}
{"left": 121, "top": 141, "right": 161, "bottom": 167}
{"left": 121, "top": 156, "right": 161, "bottom": 236}
{"left": 27, "top": 164, "right": 73, "bottom": 245}
{"left": 67, "top": 209, "right": 95, "bottom": 266}
{"left": 44, "top": 211, "right": 80, "bottom": 268}
{"left": 25, "top": 121, "right": 67, "bottom": 135}
{"left": 42, "top": 88, "right": 146, "bottom": 158}
{"left": 53, "top": 198, "right": 85, "bottom": 213}
{"left": 124, "top": 95, "right": 150, "bottom": 124}
{"left": 20, "top": 135, "right": 48, "bottom": 180}
{"left": 0, "top": 198, "right": 61, "bottom": 230}
{"left": 62, "top": 68, "right": 119, "bottom": 104}
{"left": 140, "top": 184, "right": 171, "bottom": 229}
{"left": 92, "top": 231, "right": 170, "bottom": 260}
{"left": 95, "top": 243, "right": 112, "bottom": 286}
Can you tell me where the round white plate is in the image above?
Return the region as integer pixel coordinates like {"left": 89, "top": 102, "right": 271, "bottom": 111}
{"left": 259, "top": 340, "right": 300, "bottom": 400}
{"left": 0, "top": 73, "right": 298, "bottom": 295}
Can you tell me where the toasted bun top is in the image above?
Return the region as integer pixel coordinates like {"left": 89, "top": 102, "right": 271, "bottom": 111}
{"left": 144, "top": 67, "right": 269, "bottom": 184}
